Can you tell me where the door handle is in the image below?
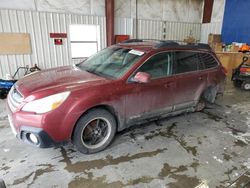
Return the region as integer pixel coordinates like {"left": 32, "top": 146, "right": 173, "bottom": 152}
{"left": 198, "top": 76, "right": 203, "bottom": 80}
{"left": 164, "top": 82, "right": 174, "bottom": 88}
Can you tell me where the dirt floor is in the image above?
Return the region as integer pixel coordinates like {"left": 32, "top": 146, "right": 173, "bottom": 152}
{"left": 0, "top": 81, "right": 250, "bottom": 188}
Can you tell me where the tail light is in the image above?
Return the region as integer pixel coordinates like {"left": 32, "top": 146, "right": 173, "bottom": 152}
{"left": 240, "top": 67, "right": 250, "bottom": 73}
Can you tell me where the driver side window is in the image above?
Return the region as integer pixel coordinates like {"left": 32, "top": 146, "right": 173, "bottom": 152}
{"left": 137, "top": 52, "right": 173, "bottom": 79}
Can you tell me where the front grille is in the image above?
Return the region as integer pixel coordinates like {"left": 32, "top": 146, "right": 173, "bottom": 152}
{"left": 8, "top": 86, "right": 24, "bottom": 112}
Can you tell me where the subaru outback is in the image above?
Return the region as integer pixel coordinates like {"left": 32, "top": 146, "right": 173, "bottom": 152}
{"left": 7, "top": 40, "right": 226, "bottom": 154}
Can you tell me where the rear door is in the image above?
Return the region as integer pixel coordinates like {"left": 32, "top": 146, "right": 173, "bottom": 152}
{"left": 173, "top": 51, "right": 207, "bottom": 110}
{"left": 124, "top": 51, "right": 175, "bottom": 124}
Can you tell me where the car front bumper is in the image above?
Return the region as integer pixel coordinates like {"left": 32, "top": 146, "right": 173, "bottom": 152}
{"left": 7, "top": 112, "right": 57, "bottom": 148}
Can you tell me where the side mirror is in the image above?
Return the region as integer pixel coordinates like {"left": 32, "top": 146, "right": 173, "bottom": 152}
{"left": 133, "top": 72, "right": 151, "bottom": 83}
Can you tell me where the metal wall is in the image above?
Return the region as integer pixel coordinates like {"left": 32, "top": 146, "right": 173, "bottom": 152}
{"left": 0, "top": 9, "right": 202, "bottom": 79}
{"left": 115, "top": 17, "right": 133, "bottom": 36}
{"left": 200, "top": 22, "right": 222, "bottom": 43}
{"left": 164, "top": 21, "right": 201, "bottom": 41}
{"left": 136, "top": 19, "right": 163, "bottom": 39}
{"left": 0, "top": 9, "right": 106, "bottom": 78}
{"left": 118, "top": 18, "right": 201, "bottom": 41}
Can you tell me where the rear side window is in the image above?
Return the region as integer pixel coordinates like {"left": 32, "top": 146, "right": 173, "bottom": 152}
{"left": 174, "top": 51, "right": 199, "bottom": 74}
{"left": 198, "top": 53, "right": 218, "bottom": 69}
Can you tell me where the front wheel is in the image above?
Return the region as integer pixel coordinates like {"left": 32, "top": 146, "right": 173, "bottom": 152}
{"left": 73, "top": 108, "right": 117, "bottom": 154}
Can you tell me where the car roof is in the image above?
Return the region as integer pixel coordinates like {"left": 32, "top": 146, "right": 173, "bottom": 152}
{"left": 117, "top": 39, "right": 212, "bottom": 53}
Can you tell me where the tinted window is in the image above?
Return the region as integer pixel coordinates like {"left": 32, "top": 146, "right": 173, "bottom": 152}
{"left": 137, "top": 52, "right": 173, "bottom": 79}
{"left": 174, "top": 51, "right": 199, "bottom": 74}
{"left": 199, "top": 53, "right": 218, "bottom": 69}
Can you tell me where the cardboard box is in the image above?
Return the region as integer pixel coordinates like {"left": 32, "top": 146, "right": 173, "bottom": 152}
{"left": 209, "top": 42, "right": 223, "bottom": 52}
{"left": 214, "top": 43, "right": 223, "bottom": 51}
{"left": 231, "top": 44, "right": 240, "bottom": 52}
{"left": 208, "top": 33, "right": 221, "bottom": 44}
{"left": 184, "top": 36, "right": 196, "bottom": 44}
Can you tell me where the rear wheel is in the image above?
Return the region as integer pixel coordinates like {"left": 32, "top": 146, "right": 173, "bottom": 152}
{"left": 73, "top": 108, "right": 116, "bottom": 154}
{"left": 241, "top": 81, "right": 250, "bottom": 90}
{"left": 196, "top": 98, "right": 206, "bottom": 111}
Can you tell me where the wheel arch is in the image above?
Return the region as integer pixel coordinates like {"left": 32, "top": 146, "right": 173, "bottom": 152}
{"left": 70, "top": 104, "right": 121, "bottom": 140}
{"left": 201, "top": 85, "right": 219, "bottom": 103}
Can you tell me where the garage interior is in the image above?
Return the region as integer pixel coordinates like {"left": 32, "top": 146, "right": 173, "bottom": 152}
{"left": 0, "top": 0, "right": 250, "bottom": 188}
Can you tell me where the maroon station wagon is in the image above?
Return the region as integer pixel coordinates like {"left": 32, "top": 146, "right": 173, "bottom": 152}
{"left": 7, "top": 40, "right": 226, "bottom": 154}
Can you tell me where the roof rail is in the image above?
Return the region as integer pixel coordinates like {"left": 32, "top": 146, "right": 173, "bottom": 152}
{"left": 193, "top": 43, "right": 211, "bottom": 50}
{"left": 154, "top": 40, "right": 211, "bottom": 50}
{"left": 120, "top": 39, "right": 211, "bottom": 50}
{"left": 121, "top": 39, "right": 143, "bottom": 43}
{"left": 154, "top": 41, "right": 179, "bottom": 48}
{"left": 121, "top": 39, "right": 164, "bottom": 43}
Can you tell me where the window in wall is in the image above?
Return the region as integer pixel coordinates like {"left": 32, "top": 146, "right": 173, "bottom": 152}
{"left": 69, "top": 25, "right": 101, "bottom": 58}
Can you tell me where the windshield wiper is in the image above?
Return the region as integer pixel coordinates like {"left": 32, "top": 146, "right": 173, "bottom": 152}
{"left": 85, "top": 69, "right": 115, "bottom": 79}
{"left": 84, "top": 68, "right": 101, "bottom": 76}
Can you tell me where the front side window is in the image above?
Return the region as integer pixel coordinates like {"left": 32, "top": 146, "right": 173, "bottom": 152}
{"left": 174, "top": 51, "right": 199, "bottom": 74}
{"left": 77, "top": 47, "right": 143, "bottom": 79}
{"left": 137, "top": 52, "right": 173, "bottom": 79}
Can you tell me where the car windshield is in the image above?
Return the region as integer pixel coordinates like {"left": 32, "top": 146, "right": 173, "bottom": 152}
{"left": 77, "top": 47, "right": 144, "bottom": 79}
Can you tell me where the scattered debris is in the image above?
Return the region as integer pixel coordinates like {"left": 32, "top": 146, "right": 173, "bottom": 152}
{"left": 3, "top": 149, "right": 9, "bottom": 153}
{"left": 213, "top": 156, "right": 223, "bottom": 163}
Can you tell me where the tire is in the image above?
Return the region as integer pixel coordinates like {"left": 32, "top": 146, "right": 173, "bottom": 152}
{"left": 0, "top": 94, "right": 6, "bottom": 99}
{"left": 0, "top": 90, "right": 7, "bottom": 99}
{"left": 73, "top": 108, "right": 117, "bottom": 154}
{"left": 0, "top": 179, "right": 6, "bottom": 188}
{"left": 195, "top": 98, "right": 206, "bottom": 112}
{"left": 241, "top": 81, "right": 250, "bottom": 90}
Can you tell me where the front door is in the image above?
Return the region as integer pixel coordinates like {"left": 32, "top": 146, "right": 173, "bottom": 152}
{"left": 124, "top": 52, "right": 175, "bottom": 124}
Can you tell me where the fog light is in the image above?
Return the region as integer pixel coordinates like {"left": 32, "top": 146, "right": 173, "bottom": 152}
{"left": 29, "top": 133, "right": 39, "bottom": 145}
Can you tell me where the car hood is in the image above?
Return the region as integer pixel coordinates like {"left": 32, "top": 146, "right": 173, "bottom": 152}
{"left": 15, "top": 66, "right": 108, "bottom": 97}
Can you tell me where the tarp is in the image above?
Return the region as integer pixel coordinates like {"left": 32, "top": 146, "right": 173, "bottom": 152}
{"left": 222, "top": 0, "right": 250, "bottom": 44}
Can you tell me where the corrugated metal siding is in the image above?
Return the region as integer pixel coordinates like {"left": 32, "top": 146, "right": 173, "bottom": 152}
{"left": 200, "top": 22, "right": 222, "bottom": 43}
{"left": 136, "top": 19, "right": 201, "bottom": 41}
{"left": 137, "top": 19, "right": 163, "bottom": 39}
{"left": 0, "top": 9, "right": 106, "bottom": 78}
{"left": 164, "top": 21, "right": 201, "bottom": 41}
{"left": 115, "top": 17, "right": 133, "bottom": 36}
{"left": 0, "top": 10, "right": 202, "bottom": 78}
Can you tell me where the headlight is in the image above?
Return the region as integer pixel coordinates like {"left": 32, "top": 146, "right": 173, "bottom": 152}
{"left": 22, "top": 91, "right": 70, "bottom": 114}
